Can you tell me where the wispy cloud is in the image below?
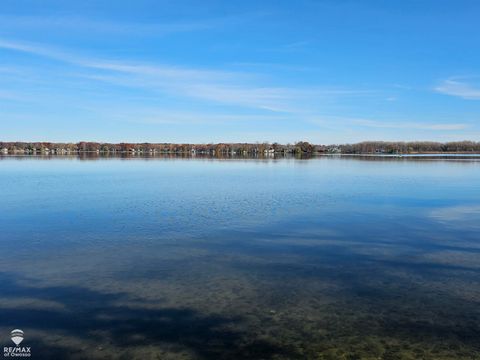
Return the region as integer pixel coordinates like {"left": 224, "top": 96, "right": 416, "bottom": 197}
{"left": 435, "top": 78, "right": 480, "bottom": 100}
{"left": 0, "top": 38, "right": 369, "bottom": 113}
{"left": 352, "top": 118, "right": 468, "bottom": 131}
{"left": 96, "top": 108, "right": 290, "bottom": 125}
{"left": 0, "top": 39, "right": 82, "bottom": 64}
{"left": 0, "top": 14, "right": 258, "bottom": 36}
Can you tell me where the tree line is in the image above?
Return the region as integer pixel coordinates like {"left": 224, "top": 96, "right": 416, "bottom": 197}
{"left": 338, "top": 141, "right": 480, "bottom": 154}
{"left": 0, "top": 141, "right": 315, "bottom": 155}
{"left": 1, "top": 140, "right": 479, "bottom": 155}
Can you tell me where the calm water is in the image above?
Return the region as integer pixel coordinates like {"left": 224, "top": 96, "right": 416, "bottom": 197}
{"left": 1, "top": 156, "right": 479, "bottom": 359}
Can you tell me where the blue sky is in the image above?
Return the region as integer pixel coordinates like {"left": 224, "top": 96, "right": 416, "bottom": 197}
{"left": 1, "top": 0, "right": 480, "bottom": 144}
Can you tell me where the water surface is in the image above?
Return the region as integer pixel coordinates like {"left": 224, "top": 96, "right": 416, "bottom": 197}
{"left": 1, "top": 156, "right": 479, "bottom": 359}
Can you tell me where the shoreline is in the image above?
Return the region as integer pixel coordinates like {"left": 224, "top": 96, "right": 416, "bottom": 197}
{"left": 2, "top": 152, "right": 480, "bottom": 159}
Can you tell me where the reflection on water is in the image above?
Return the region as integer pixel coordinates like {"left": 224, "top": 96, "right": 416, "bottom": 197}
{"left": 0, "top": 156, "right": 479, "bottom": 359}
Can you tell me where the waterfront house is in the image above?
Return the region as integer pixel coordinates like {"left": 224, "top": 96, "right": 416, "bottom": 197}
{"left": 327, "top": 146, "right": 341, "bottom": 154}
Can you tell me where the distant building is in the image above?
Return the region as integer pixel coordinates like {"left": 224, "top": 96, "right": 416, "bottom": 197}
{"left": 327, "top": 146, "right": 341, "bottom": 154}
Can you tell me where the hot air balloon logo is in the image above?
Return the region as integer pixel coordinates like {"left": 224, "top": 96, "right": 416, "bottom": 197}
{"left": 10, "top": 329, "right": 24, "bottom": 346}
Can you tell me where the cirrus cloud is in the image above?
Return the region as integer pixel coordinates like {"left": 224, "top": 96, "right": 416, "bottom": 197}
{"left": 435, "top": 78, "right": 480, "bottom": 100}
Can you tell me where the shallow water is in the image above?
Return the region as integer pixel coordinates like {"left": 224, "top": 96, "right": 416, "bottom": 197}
{"left": 0, "top": 156, "right": 479, "bottom": 359}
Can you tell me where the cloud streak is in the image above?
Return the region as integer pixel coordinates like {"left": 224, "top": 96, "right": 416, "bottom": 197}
{"left": 0, "top": 14, "right": 259, "bottom": 37}
{"left": 0, "top": 38, "right": 369, "bottom": 113}
{"left": 435, "top": 78, "right": 480, "bottom": 100}
{"left": 349, "top": 118, "right": 468, "bottom": 131}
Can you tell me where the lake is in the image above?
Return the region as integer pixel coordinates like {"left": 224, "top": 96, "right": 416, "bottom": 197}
{"left": 0, "top": 156, "right": 479, "bottom": 359}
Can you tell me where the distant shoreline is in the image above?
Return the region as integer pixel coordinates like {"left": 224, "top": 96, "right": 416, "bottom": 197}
{"left": 2, "top": 152, "right": 480, "bottom": 160}
{"left": 1, "top": 140, "right": 480, "bottom": 156}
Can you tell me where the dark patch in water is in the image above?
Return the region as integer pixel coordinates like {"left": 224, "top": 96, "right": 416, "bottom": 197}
{"left": 0, "top": 273, "right": 294, "bottom": 359}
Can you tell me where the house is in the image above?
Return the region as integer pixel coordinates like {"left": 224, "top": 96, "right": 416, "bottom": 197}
{"left": 327, "top": 146, "right": 341, "bottom": 154}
